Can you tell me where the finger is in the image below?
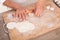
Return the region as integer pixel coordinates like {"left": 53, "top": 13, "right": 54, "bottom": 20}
{"left": 35, "top": 12, "right": 40, "bottom": 17}
{"left": 19, "top": 13, "right": 23, "bottom": 21}
{"left": 39, "top": 10, "right": 44, "bottom": 16}
{"left": 12, "top": 13, "right": 16, "bottom": 17}
{"left": 21, "top": 13, "right": 24, "bottom": 20}
{"left": 25, "top": 9, "right": 30, "bottom": 14}
{"left": 35, "top": 9, "right": 41, "bottom": 17}
{"left": 35, "top": 10, "right": 39, "bottom": 16}
{"left": 22, "top": 11, "right": 26, "bottom": 20}
{"left": 19, "top": 10, "right": 24, "bottom": 21}
{"left": 24, "top": 10, "right": 27, "bottom": 17}
{"left": 16, "top": 10, "right": 19, "bottom": 17}
{"left": 24, "top": 12, "right": 27, "bottom": 18}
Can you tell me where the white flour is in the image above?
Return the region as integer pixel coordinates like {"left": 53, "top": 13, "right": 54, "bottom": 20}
{"left": 7, "top": 13, "right": 13, "bottom": 19}
{"left": 47, "top": 23, "right": 55, "bottom": 28}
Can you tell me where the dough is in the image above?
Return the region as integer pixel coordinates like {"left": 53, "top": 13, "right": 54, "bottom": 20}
{"left": 15, "top": 21, "right": 35, "bottom": 33}
{"left": 7, "top": 22, "right": 16, "bottom": 29}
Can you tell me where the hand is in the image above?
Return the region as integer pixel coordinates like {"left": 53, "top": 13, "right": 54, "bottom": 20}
{"left": 13, "top": 7, "right": 29, "bottom": 21}
{"left": 35, "top": 2, "right": 46, "bottom": 16}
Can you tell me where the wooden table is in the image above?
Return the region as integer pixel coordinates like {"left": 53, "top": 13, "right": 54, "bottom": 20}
{"left": 2, "top": 0, "right": 60, "bottom": 40}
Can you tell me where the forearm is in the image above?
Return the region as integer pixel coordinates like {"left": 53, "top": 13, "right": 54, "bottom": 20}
{"left": 3, "top": 0, "right": 23, "bottom": 10}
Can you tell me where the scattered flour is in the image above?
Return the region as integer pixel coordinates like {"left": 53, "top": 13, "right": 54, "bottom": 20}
{"left": 47, "top": 23, "right": 55, "bottom": 28}
{"left": 7, "top": 13, "right": 13, "bottom": 19}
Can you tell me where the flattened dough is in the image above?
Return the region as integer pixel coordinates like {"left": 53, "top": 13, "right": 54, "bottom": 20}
{"left": 15, "top": 21, "right": 35, "bottom": 33}
{"left": 7, "top": 22, "right": 16, "bottom": 29}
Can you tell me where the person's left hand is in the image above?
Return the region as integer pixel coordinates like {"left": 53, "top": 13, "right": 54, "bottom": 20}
{"left": 35, "top": 2, "right": 46, "bottom": 16}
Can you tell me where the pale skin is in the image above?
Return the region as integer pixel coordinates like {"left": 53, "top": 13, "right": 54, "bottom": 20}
{"left": 3, "top": 0, "right": 47, "bottom": 21}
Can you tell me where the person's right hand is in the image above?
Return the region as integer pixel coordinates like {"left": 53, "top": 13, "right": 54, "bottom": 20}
{"left": 13, "top": 7, "right": 29, "bottom": 21}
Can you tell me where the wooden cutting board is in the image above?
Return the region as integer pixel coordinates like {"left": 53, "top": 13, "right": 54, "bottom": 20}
{"left": 2, "top": 0, "right": 60, "bottom": 40}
